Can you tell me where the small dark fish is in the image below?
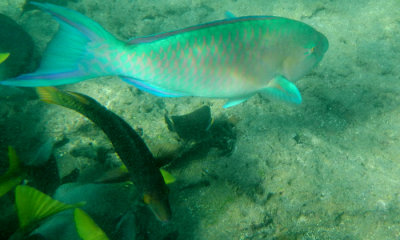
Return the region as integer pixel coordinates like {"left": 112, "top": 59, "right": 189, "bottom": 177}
{"left": 36, "top": 87, "right": 171, "bottom": 222}
{"left": 165, "top": 105, "right": 213, "bottom": 141}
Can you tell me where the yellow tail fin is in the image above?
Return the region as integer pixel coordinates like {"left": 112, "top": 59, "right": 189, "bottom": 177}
{"left": 0, "top": 146, "right": 24, "bottom": 197}
{"left": 74, "top": 208, "right": 109, "bottom": 240}
{"left": 35, "top": 87, "right": 64, "bottom": 105}
{"left": 36, "top": 87, "right": 90, "bottom": 106}
{"left": 0, "top": 52, "right": 10, "bottom": 64}
{"left": 15, "top": 185, "right": 84, "bottom": 230}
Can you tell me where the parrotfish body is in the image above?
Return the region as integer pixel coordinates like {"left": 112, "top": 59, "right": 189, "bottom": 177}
{"left": 0, "top": 2, "right": 329, "bottom": 107}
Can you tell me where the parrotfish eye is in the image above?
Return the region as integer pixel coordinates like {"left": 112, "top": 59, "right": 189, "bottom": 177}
{"left": 304, "top": 43, "right": 317, "bottom": 56}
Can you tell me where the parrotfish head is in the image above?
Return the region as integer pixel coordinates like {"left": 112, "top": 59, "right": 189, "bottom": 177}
{"left": 143, "top": 188, "right": 172, "bottom": 222}
{"left": 282, "top": 26, "right": 329, "bottom": 81}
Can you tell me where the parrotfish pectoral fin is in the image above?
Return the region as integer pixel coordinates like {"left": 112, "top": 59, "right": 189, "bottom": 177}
{"left": 15, "top": 185, "right": 85, "bottom": 230}
{"left": 0, "top": 2, "right": 119, "bottom": 87}
{"left": 223, "top": 98, "right": 248, "bottom": 108}
{"left": 0, "top": 146, "right": 24, "bottom": 197}
{"left": 0, "top": 52, "right": 10, "bottom": 64}
{"left": 120, "top": 76, "right": 187, "bottom": 97}
{"left": 263, "top": 76, "right": 302, "bottom": 104}
{"left": 74, "top": 208, "right": 109, "bottom": 240}
{"left": 224, "top": 11, "right": 236, "bottom": 19}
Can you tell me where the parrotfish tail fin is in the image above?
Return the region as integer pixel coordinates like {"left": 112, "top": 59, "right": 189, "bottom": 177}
{"left": 263, "top": 75, "right": 302, "bottom": 104}
{"left": 0, "top": 52, "right": 10, "bottom": 64}
{"left": 74, "top": 208, "right": 110, "bottom": 240}
{"left": 15, "top": 185, "right": 85, "bottom": 231}
{"left": 0, "top": 146, "right": 24, "bottom": 197}
{"left": 0, "top": 2, "right": 121, "bottom": 87}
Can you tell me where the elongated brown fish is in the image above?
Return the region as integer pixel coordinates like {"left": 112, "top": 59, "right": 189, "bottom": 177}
{"left": 36, "top": 87, "right": 171, "bottom": 222}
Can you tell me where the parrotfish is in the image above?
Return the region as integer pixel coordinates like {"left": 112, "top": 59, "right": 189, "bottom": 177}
{"left": 0, "top": 2, "right": 329, "bottom": 108}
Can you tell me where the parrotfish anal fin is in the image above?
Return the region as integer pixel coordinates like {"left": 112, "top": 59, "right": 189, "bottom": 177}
{"left": 263, "top": 76, "right": 302, "bottom": 104}
{"left": 120, "top": 76, "right": 187, "bottom": 97}
{"left": 223, "top": 98, "right": 248, "bottom": 108}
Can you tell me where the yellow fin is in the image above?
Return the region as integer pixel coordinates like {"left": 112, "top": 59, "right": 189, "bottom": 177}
{"left": 100, "top": 164, "right": 174, "bottom": 185}
{"left": 0, "top": 146, "right": 23, "bottom": 197}
{"left": 95, "top": 165, "right": 129, "bottom": 183}
{"left": 160, "top": 169, "right": 176, "bottom": 184}
{"left": 0, "top": 176, "right": 23, "bottom": 198}
{"left": 65, "top": 91, "right": 91, "bottom": 105}
{"left": 7, "top": 146, "right": 19, "bottom": 172}
{"left": 36, "top": 87, "right": 91, "bottom": 107}
{"left": 35, "top": 87, "right": 62, "bottom": 105}
{"left": 15, "top": 185, "right": 84, "bottom": 230}
{"left": 0, "top": 52, "right": 10, "bottom": 64}
{"left": 74, "top": 208, "right": 109, "bottom": 240}
{"left": 119, "top": 164, "right": 129, "bottom": 173}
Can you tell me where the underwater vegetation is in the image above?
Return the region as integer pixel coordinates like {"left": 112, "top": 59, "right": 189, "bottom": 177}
{"left": 0, "top": 147, "right": 118, "bottom": 240}
{"left": 9, "top": 184, "right": 110, "bottom": 240}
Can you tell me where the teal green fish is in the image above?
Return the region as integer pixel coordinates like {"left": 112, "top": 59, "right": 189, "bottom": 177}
{"left": 0, "top": 2, "right": 328, "bottom": 107}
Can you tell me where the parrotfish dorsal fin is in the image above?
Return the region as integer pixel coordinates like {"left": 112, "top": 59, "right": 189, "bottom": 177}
{"left": 0, "top": 146, "right": 24, "bottom": 197}
{"left": 0, "top": 52, "right": 10, "bottom": 64}
{"left": 264, "top": 75, "right": 302, "bottom": 104}
{"left": 74, "top": 208, "right": 109, "bottom": 240}
{"left": 15, "top": 185, "right": 84, "bottom": 230}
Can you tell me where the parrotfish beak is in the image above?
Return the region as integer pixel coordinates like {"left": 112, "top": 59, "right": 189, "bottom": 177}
{"left": 143, "top": 193, "right": 172, "bottom": 222}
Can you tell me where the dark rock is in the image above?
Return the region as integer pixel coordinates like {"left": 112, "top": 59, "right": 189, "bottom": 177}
{"left": 0, "top": 13, "right": 34, "bottom": 80}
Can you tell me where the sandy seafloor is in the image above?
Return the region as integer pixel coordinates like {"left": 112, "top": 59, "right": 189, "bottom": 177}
{"left": 0, "top": 0, "right": 400, "bottom": 239}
